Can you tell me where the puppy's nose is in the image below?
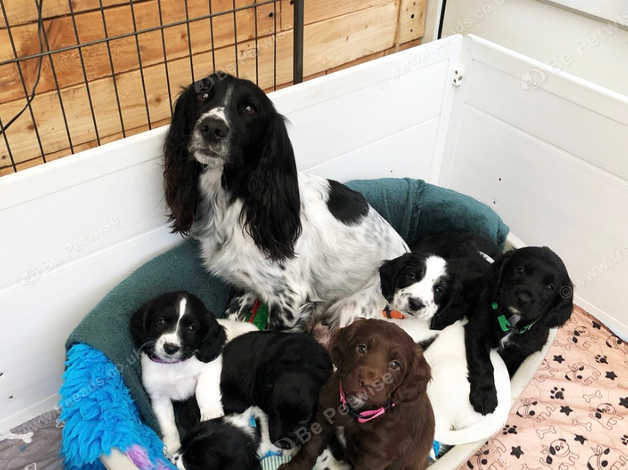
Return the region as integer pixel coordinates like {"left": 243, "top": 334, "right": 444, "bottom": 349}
{"left": 408, "top": 297, "right": 425, "bottom": 311}
{"left": 199, "top": 117, "right": 229, "bottom": 142}
{"left": 516, "top": 290, "right": 533, "bottom": 304}
{"left": 163, "top": 343, "right": 180, "bottom": 355}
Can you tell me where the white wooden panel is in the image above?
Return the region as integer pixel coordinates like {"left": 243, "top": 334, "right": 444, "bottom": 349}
{"left": 0, "top": 226, "right": 179, "bottom": 430}
{"left": 545, "top": 0, "right": 628, "bottom": 26}
{"left": 306, "top": 117, "right": 440, "bottom": 181}
{"left": 440, "top": 35, "right": 628, "bottom": 339}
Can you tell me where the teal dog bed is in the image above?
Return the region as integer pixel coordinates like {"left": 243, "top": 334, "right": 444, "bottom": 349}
{"left": 60, "top": 178, "right": 508, "bottom": 469}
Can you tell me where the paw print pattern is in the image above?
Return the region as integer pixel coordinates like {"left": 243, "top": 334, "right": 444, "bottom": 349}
{"left": 550, "top": 387, "right": 565, "bottom": 400}
{"left": 595, "top": 354, "right": 608, "bottom": 364}
{"left": 502, "top": 424, "right": 518, "bottom": 435}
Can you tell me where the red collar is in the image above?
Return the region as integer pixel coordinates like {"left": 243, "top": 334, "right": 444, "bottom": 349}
{"left": 339, "top": 381, "right": 395, "bottom": 424}
{"left": 383, "top": 305, "right": 406, "bottom": 320}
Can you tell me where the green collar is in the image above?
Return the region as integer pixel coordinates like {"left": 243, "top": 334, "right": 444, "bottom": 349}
{"left": 493, "top": 302, "right": 539, "bottom": 334}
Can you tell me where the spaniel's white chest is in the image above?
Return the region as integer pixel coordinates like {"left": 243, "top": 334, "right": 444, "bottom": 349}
{"left": 141, "top": 354, "right": 206, "bottom": 401}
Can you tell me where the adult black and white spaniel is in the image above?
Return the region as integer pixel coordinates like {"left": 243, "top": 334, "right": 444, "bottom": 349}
{"left": 163, "top": 72, "right": 407, "bottom": 330}
{"left": 130, "top": 291, "right": 256, "bottom": 456}
{"left": 465, "top": 246, "right": 573, "bottom": 414}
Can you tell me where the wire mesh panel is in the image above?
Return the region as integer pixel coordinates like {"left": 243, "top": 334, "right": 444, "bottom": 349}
{"left": 0, "top": 0, "right": 303, "bottom": 174}
{"left": 0, "top": 0, "right": 427, "bottom": 176}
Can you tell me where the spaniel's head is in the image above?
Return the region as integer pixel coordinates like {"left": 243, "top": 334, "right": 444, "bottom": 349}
{"left": 164, "top": 72, "right": 301, "bottom": 260}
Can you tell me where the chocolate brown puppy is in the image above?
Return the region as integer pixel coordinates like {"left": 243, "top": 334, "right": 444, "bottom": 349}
{"left": 279, "top": 319, "right": 434, "bottom": 470}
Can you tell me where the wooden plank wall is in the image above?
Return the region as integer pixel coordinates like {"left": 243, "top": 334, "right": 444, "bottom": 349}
{"left": 0, "top": 0, "right": 426, "bottom": 175}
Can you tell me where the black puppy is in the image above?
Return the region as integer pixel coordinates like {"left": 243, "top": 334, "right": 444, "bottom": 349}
{"left": 465, "top": 246, "right": 573, "bottom": 414}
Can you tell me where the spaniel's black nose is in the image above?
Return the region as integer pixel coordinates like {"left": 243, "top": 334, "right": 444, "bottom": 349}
{"left": 199, "top": 117, "right": 229, "bottom": 142}
{"left": 163, "top": 343, "right": 180, "bottom": 355}
{"left": 408, "top": 297, "right": 425, "bottom": 311}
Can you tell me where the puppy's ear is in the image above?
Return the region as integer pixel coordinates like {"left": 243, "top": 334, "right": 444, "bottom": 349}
{"left": 492, "top": 249, "right": 515, "bottom": 290}
{"left": 129, "top": 301, "right": 151, "bottom": 350}
{"left": 240, "top": 113, "right": 301, "bottom": 261}
{"left": 164, "top": 87, "right": 202, "bottom": 235}
{"left": 379, "top": 255, "right": 409, "bottom": 303}
{"left": 196, "top": 313, "right": 227, "bottom": 362}
{"left": 394, "top": 345, "right": 430, "bottom": 404}
{"left": 329, "top": 325, "right": 355, "bottom": 370}
{"left": 545, "top": 278, "right": 574, "bottom": 328}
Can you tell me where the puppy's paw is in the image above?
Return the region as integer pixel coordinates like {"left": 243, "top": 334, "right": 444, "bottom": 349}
{"left": 162, "top": 434, "right": 181, "bottom": 458}
{"left": 470, "top": 384, "right": 498, "bottom": 415}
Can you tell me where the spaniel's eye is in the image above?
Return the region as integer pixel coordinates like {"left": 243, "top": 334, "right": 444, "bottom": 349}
{"left": 545, "top": 283, "right": 555, "bottom": 290}
{"left": 389, "top": 360, "right": 401, "bottom": 370}
{"left": 186, "top": 324, "right": 196, "bottom": 332}
{"left": 241, "top": 104, "right": 256, "bottom": 115}
{"left": 200, "top": 92, "right": 209, "bottom": 102}
{"left": 434, "top": 286, "right": 443, "bottom": 294}
{"left": 405, "top": 272, "right": 416, "bottom": 281}
{"left": 357, "top": 344, "right": 367, "bottom": 354}
{"left": 155, "top": 318, "right": 167, "bottom": 329}
{"left": 515, "top": 265, "right": 525, "bottom": 274}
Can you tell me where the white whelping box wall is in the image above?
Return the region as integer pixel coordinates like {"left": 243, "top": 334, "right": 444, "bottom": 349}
{"left": 0, "top": 34, "right": 626, "bottom": 432}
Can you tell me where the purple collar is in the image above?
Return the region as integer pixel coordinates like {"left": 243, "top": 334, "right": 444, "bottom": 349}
{"left": 147, "top": 354, "right": 183, "bottom": 365}
{"left": 339, "top": 381, "right": 395, "bottom": 424}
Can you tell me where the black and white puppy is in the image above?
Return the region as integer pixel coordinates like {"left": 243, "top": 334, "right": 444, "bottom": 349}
{"left": 130, "top": 291, "right": 256, "bottom": 456}
{"left": 173, "top": 406, "right": 278, "bottom": 470}
{"left": 465, "top": 247, "right": 573, "bottom": 415}
{"left": 163, "top": 72, "right": 407, "bottom": 331}
{"left": 333, "top": 231, "right": 494, "bottom": 328}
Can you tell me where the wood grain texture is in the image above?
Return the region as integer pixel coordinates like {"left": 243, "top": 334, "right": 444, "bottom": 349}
{"left": 0, "top": 0, "right": 426, "bottom": 172}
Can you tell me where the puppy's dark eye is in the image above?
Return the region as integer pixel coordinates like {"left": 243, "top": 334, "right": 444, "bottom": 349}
{"left": 186, "top": 324, "right": 196, "bottom": 332}
{"left": 545, "top": 283, "right": 555, "bottom": 290}
{"left": 434, "top": 286, "right": 444, "bottom": 294}
{"left": 389, "top": 360, "right": 401, "bottom": 370}
{"left": 405, "top": 272, "right": 416, "bottom": 281}
{"left": 357, "top": 344, "right": 367, "bottom": 354}
{"left": 240, "top": 104, "right": 256, "bottom": 115}
{"left": 155, "top": 318, "right": 167, "bottom": 329}
{"left": 516, "top": 265, "right": 525, "bottom": 274}
{"left": 200, "top": 92, "right": 209, "bottom": 101}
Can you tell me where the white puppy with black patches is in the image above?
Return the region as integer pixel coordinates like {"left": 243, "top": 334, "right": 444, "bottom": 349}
{"left": 130, "top": 291, "right": 256, "bottom": 457}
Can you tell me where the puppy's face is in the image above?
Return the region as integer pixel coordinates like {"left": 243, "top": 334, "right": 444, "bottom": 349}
{"left": 379, "top": 253, "right": 451, "bottom": 320}
{"left": 179, "top": 73, "right": 275, "bottom": 167}
{"left": 494, "top": 247, "right": 573, "bottom": 331}
{"left": 330, "top": 319, "right": 429, "bottom": 411}
{"left": 130, "top": 292, "right": 221, "bottom": 363}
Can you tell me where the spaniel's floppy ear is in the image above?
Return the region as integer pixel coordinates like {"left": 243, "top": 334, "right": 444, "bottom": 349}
{"left": 394, "top": 345, "right": 430, "bottom": 404}
{"left": 129, "top": 301, "right": 152, "bottom": 350}
{"left": 163, "top": 87, "right": 203, "bottom": 235}
{"left": 379, "top": 254, "right": 410, "bottom": 303}
{"left": 241, "top": 112, "right": 301, "bottom": 261}
{"left": 329, "top": 324, "right": 356, "bottom": 370}
{"left": 195, "top": 313, "right": 227, "bottom": 362}
{"left": 492, "top": 249, "right": 515, "bottom": 290}
{"left": 543, "top": 248, "right": 574, "bottom": 328}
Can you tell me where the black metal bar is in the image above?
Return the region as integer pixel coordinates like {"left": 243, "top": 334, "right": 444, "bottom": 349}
{"left": 232, "top": 0, "right": 239, "bottom": 77}
{"left": 0, "top": 0, "right": 46, "bottom": 161}
{"left": 253, "top": 0, "right": 259, "bottom": 84}
{"left": 68, "top": 0, "right": 101, "bottom": 146}
{"left": 184, "top": 0, "right": 196, "bottom": 83}
{"left": 273, "top": 0, "right": 277, "bottom": 90}
{"left": 293, "top": 0, "right": 304, "bottom": 84}
{"left": 98, "top": 0, "right": 126, "bottom": 138}
{"left": 0, "top": 1, "right": 276, "bottom": 67}
{"left": 0, "top": 117, "right": 17, "bottom": 172}
{"left": 157, "top": 0, "right": 174, "bottom": 116}
{"left": 208, "top": 0, "right": 217, "bottom": 72}
{"left": 437, "top": 0, "right": 448, "bottom": 39}
{"left": 40, "top": 19, "right": 75, "bottom": 154}
{"left": 129, "top": 0, "right": 152, "bottom": 130}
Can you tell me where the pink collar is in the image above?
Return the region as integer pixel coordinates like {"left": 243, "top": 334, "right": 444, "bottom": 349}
{"left": 339, "top": 381, "right": 395, "bottom": 424}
